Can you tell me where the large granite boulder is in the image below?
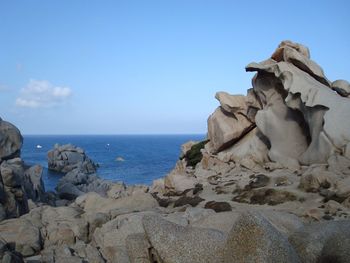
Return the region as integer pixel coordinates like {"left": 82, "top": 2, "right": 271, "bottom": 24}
{"left": 0, "top": 217, "right": 42, "bottom": 257}
{"left": 47, "top": 144, "right": 97, "bottom": 174}
{"left": 0, "top": 118, "right": 23, "bottom": 161}
{"left": 222, "top": 212, "right": 300, "bottom": 263}
{"left": 0, "top": 158, "right": 29, "bottom": 219}
{"left": 142, "top": 214, "right": 227, "bottom": 263}
{"left": 289, "top": 220, "right": 350, "bottom": 263}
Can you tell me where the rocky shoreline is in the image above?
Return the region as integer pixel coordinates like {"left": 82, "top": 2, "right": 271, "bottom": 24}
{"left": 1, "top": 41, "right": 350, "bottom": 262}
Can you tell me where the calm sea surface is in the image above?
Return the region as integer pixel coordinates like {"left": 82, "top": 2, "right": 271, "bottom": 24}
{"left": 21, "top": 135, "right": 205, "bottom": 191}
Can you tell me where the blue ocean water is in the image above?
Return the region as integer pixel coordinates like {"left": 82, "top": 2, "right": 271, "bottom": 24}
{"left": 21, "top": 135, "right": 205, "bottom": 191}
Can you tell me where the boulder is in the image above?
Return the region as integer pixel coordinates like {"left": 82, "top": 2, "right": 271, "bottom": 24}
{"left": 142, "top": 214, "right": 227, "bottom": 263}
{"left": 92, "top": 211, "right": 155, "bottom": 263}
{"left": 247, "top": 54, "right": 350, "bottom": 165}
{"left": 204, "top": 201, "right": 232, "bottom": 212}
{"left": 23, "top": 165, "right": 46, "bottom": 202}
{"left": 319, "top": 232, "right": 350, "bottom": 263}
{"left": 299, "top": 165, "right": 334, "bottom": 193}
{"left": 289, "top": 220, "right": 350, "bottom": 263}
{"left": 126, "top": 233, "right": 152, "bottom": 263}
{"left": 222, "top": 212, "right": 300, "bottom": 263}
{"left": 331, "top": 79, "right": 350, "bottom": 97}
{"left": 0, "top": 158, "right": 29, "bottom": 218}
{"left": 56, "top": 168, "right": 113, "bottom": 200}
{"left": 0, "top": 217, "right": 42, "bottom": 257}
{"left": 40, "top": 206, "right": 88, "bottom": 247}
{"left": 47, "top": 144, "right": 97, "bottom": 174}
{"left": 164, "top": 169, "right": 197, "bottom": 195}
{"left": 207, "top": 107, "right": 254, "bottom": 153}
{"left": 218, "top": 127, "right": 269, "bottom": 167}
{"left": 0, "top": 118, "right": 23, "bottom": 161}
{"left": 80, "top": 191, "right": 158, "bottom": 217}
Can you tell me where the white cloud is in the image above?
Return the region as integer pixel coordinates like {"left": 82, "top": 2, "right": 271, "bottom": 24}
{"left": 15, "top": 79, "right": 72, "bottom": 108}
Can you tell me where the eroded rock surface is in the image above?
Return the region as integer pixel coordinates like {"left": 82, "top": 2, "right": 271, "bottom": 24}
{"left": 48, "top": 144, "right": 97, "bottom": 174}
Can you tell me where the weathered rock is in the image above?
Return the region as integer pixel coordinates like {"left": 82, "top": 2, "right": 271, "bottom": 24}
{"left": 173, "top": 195, "right": 204, "bottom": 207}
{"left": 164, "top": 168, "right": 197, "bottom": 195}
{"left": 222, "top": 212, "right": 300, "bottom": 263}
{"left": 204, "top": 201, "right": 232, "bottom": 212}
{"left": 331, "top": 79, "right": 350, "bottom": 97}
{"left": 92, "top": 211, "right": 155, "bottom": 263}
{"left": 299, "top": 165, "right": 334, "bottom": 193}
{"left": 335, "top": 177, "right": 350, "bottom": 200}
{"left": 275, "top": 44, "right": 330, "bottom": 86}
{"left": 207, "top": 106, "right": 254, "bottom": 153}
{"left": 0, "top": 118, "right": 23, "bottom": 161}
{"left": 0, "top": 158, "right": 29, "bottom": 219}
{"left": 143, "top": 214, "right": 227, "bottom": 263}
{"left": 218, "top": 127, "right": 269, "bottom": 168}
{"left": 247, "top": 174, "right": 270, "bottom": 189}
{"left": 0, "top": 217, "right": 42, "bottom": 257}
{"left": 40, "top": 206, "right": 88, "bottom": 247}
{"left": 289, "top": 220, "right": 350, "bottom": 263}
{"left": 319, "top": 232, "right": 350, "bottom": 263}
{"left": 22, "top": 165, "right": 46, "bottom": 202}
{"left": 233, "top": 188, "right": 297, "bottom": 205}
{"left": 56, "top": 168, "right": 113, "bottom": 200}
{"left": 271, "top": 40, "right": 310, "bottom": 60}
{"left": 80, "top": 191, "right": 158, "bottom": 217}
{"left": 126, "top": 233, "right": 152, "bottom": 263}
{"left": 247, "top": 54, "right": 350, "bottom": 166}
{"left": 47, "top": 144, "right": 97, "bottom": 174}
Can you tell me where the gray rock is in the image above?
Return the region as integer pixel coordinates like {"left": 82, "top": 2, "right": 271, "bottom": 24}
{"left": 222, "top": 212, "right": 300, "bottom": 263}
{"left": 289, "top": 220, "right": 350, "bottom": 263}
{"left": 332, "top": 79, "right": 350, "bottom": 97}
{"left": 0, "top": 158, "right": 29, "bottom": 219}
{"left": 23, "top": 165, "right": 46, "bottom": 202}
{"left": 204, "top": 201, "right": 232, "bottom": 212}
{"left": 142, "top": 214, "right": 227, "bottom": 263}
{"left": 0, "top": 217, "right": 42, "bottom": 257}
{"left": 56, "top": 168, "right": 113, "bottom": 200}
{"left": 47, "top": 144, "right": 97, "bottom": 174}
{"left": 126, "top": 233, "right": 152, "bottom": 263}
{"left": 319, "top": 232, "right": 350, "bottom": 263}
{"left": 0, "top": 118, "right": 23, "bottom": 161}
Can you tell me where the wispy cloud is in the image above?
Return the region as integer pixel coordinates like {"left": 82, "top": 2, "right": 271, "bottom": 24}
{"left": 15, "top": 79, "right": 72, "bottom": 108}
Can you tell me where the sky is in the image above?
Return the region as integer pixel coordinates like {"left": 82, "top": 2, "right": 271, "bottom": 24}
{"left": 0, "top": 0, "right": 349, "bottom": 135}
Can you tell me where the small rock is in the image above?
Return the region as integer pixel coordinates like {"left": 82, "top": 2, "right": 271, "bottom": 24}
{"left": 173, "top": 195, "right": 204, "bottom": 207}
{"left": 204, "top": 201, "right": 232, "bottom": 212}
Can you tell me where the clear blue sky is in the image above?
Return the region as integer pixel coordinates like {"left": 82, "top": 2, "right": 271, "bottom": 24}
{"left": 0, "top": 0, "right": 349, "bottom": 134}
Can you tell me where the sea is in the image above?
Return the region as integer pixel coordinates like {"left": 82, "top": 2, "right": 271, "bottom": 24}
{"left": 21, "top": 135, "right": 205, "bottom": 191}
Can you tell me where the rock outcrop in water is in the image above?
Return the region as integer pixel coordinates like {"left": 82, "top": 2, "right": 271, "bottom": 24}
{"left": 48, "top": 144, "right": 97, "bottom": 174}
{"left": 1, "top": 41, "right": 350, "bottom": 263}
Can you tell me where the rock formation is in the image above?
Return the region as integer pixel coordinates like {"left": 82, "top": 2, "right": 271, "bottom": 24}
{"left": 1, "top": 41, "right": 350, "bottom": 263}
{"left": 48, "top": 144, "right": 97, "bottom": 174}
{"left": 0, "top": 119, "right": 46, "bottom": 221}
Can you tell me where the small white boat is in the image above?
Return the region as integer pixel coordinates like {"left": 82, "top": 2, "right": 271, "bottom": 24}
{"left": 106, "top": 143, "right": 110, "bottom": 147}
{"left": 116, "top": 156, "right": 125, "bottom": 162}
{"left": 36, "top": 145, "right": 42, "bottom": 149}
